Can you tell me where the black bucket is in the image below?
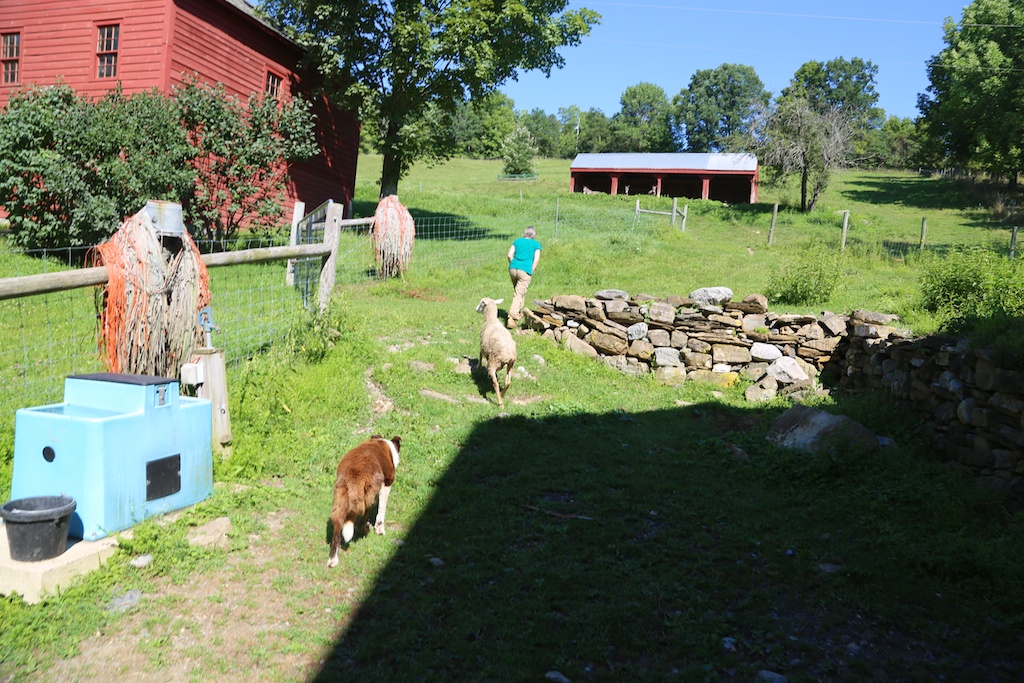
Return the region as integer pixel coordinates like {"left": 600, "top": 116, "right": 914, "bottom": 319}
{"left": 1, "top": 495, "right": 77, "bottom": 562}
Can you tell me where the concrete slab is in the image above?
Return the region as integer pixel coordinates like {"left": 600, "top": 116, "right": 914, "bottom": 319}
{"left": 0, "top": 522, "right": 119, "bottom": 604}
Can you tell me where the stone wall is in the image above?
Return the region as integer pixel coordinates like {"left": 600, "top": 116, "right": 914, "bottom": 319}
{"left": 524, "top": 288, "right": 1024, "bottom": 505}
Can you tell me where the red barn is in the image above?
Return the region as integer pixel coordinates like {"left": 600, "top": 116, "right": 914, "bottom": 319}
{"left": 570, "top": 153, "right": 759, "bottom": 204}
{"left": 0, "top": 0, "right": 359, "bottom": 221}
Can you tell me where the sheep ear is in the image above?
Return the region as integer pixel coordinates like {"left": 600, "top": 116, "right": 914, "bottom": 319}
{"left": 494, "top": 298, "right": 504, "bottom": 305}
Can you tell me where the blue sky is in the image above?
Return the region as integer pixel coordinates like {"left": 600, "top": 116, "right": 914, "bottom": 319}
{"left": 500, "top": 1, "right": 970, "bottom": 121}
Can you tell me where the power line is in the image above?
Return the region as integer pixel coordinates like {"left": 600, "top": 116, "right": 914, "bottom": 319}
{"left": 584, "top": 2, "right": 1022, "bottom": 29}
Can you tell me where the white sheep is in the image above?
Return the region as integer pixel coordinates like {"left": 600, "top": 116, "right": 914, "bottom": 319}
{"left": 475, "top": 297, "right": 517, "bottom": 408}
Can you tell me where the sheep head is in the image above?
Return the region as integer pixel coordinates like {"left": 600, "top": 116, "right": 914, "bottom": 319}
{"left": 475, "top": 298, "right": 503, "bottom": 315}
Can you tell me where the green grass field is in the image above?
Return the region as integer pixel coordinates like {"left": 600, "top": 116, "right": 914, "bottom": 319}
{"left": 2, "top": 159, "right": 1023, "bottom": 682}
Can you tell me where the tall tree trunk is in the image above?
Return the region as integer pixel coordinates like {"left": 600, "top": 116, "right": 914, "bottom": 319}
{"left": 380, "top": 153, "right": 400, "bottom": 198}
{"left": 800, "top": 164, "right": 809, "bottom": 212}
{"left": 379, "top": 119, "right": 402, "bottom": 198}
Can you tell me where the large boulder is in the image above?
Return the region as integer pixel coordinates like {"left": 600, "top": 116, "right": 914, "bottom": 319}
{"left": 766, "top": 405, "right": 880, "bottom": 454}
{"left": 689, "top": 286, "right": 733, "bottom": 307}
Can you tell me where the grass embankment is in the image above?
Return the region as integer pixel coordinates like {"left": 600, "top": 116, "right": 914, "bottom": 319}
{"left": 1, "top": 161, "right": 1023, "bottom": 681}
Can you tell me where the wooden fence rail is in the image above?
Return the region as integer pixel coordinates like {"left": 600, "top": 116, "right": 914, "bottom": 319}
{"left": 0, "top": 241, "right": 336, "bottom": 303}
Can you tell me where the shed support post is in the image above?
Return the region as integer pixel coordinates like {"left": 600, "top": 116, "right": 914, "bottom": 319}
{"left": 701, "top": 177, "right": 711, "bottom": 200}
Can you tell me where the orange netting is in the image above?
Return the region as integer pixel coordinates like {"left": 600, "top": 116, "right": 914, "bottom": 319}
{"left": 373, "top": 195, "right": 415, "bottom": 280}
{"left": 93, "top": 207, "right": 211, "bottom": 378}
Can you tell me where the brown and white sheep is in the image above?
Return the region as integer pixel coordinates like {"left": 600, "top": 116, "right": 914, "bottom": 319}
{"left": 475, "top": 297, "right": 516, "bottom": 408}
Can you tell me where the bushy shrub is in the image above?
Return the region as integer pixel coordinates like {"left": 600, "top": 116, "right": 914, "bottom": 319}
{"left": 501, "top": 125, "right": 537, "bottom": 176}
{"left": 920, "top": 248, "right": 1024, "bottom": 358}
{"left": 920, "top": 248, "right": 1024, "bottom": 319}
{"left": 0, "top": 79, "right": 317, "bottom": 250}
{"left": 766, "top": 244, "right": 842, "bottom": 305}
{"left": 0, "top": 84, "right": 194, "bottom": 249}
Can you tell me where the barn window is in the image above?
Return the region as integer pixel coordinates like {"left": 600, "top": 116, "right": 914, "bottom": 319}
{"left": 265, "top": 71, "right": 282, "bottom": 98}
{"left": 96, "top": 24, "right": 119, "bottom": 78}
{"left": 1, "top": 33, "right": 19, "bottom": 85}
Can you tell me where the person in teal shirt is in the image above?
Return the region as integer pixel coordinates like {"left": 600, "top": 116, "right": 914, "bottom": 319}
{"left": 506, "top": 226, "right": 541, "bottom": 328}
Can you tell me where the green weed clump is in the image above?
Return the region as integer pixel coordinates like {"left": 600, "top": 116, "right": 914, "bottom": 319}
{"left": 920, "top": 248, "right": 1024, "bottom": 358}
{"left": 766, "top": 244, "right": 842, "bottom": 305}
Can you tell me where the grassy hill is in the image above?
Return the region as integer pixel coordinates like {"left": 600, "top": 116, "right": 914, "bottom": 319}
{"left": 2, "top": 160, "right": 1023, "bottom": 682}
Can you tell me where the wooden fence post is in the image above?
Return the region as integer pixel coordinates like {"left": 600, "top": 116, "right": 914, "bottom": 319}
{"left": 681, "top": 204, "right": 688, "bottom": 232}
{"left": 194, "top": 347, "right": 233, "bottom": 459}
{"left": 841, "top": 210, "right": 850, "bottom": 254}
{"left": 920, "top": 217, "right": 927, "bottom": 252}
{"left": 671, "top": 197, "right": 678, "bottom": 227}
{"left": 286, "top": 201, "right": 305, "bottom": 287}
{"left": 768, "top": 203, "right": 778, "bottom": 246}
{"left": 554, "top": 197, "right": 559, "bottom": 239}
{"left": 318, "top": 202, "right": 343, "bottom": 313}
{"left": 1011, "top": 226, "right": 1019, "bottom": 259}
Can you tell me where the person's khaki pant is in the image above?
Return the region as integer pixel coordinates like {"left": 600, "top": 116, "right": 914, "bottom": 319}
{"left": 508, "top": 268, "right": 532, "bottom": 325}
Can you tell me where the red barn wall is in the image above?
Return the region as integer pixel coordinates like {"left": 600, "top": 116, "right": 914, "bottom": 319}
{"left": 0, "top": 0, "right": 358, "bottom": 223}
{"left": 0, "top": 0, "right": 168, "bottom": 104}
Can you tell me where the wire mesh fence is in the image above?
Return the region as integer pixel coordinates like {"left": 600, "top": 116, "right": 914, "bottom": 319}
{"left": 0, "top": 213, "right": 519, "bottom": 427}
{"left": 0, "top": 196, "right": 1016, "bottom": 429}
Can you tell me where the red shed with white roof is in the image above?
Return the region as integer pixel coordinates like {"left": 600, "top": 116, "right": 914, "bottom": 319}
{"left": 570, "top": 153, "right": 759, "bottom": 204}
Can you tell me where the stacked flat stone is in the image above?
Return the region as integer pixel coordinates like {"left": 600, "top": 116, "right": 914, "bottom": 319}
{"left": 523, "top": 287, "right": 867, "bottom": 402}
{"left": 525, "top": 289, "right": 1024, "bottom": 509}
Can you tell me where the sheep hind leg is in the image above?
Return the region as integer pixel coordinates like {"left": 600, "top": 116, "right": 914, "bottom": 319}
{"left": 503, "top": 360, "right": 514, "bottom": 392}
{"left": 489, "top": 367, "right": 504, "bottom": 408}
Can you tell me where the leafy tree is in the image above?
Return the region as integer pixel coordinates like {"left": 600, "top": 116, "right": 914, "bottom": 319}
{"left": 263, "top": 0, "right": 599, "bottom": 197}
{"left": 520, "top": 108, "right": 560, "bottom": 157}
{"left": 782, "top": 56, "right": 882, "bottom": 166}
{"left": 0, "top": 79, "right": 317, "bottom": 250}
{"left": 672, "top": 63, "right": 769, "bottom": 152}
{"left": 556, "top": 106, "right": 611, "bottom": 156}
{"left": 918, "top": 0, "right": 1024, "bottom": 185}
{"left": 557, "top": 105, "right": 583, "bottom": 156}
{"left": 783, "top": 56, "right": 881, "bottom": 126}
{"left": 0, "top": 83, "right": 194, "bottom": 249}
{"left": 173, "top": 78, "right": 318, "bottom": 245}
{"left": 501, "top": 125, "right": 538, "bottom": 175}
{"left": 451, "top": 92, "right": 517, "bottom": 158}
{"left": 611, "top": 82, "right": 675, "bottom": 152}
{"left": 860, "top": 116, "right": 922, "bottom": 169}
{"left": 754, "top": 95, "right": 853, "bottom": 212}
{"left": 579, "top": 108, "right": 613, "bottom": 154}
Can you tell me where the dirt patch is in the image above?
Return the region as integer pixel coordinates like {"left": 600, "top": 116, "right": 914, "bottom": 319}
{"left": 32, "top": 511, "right": 359, "bottom": 683}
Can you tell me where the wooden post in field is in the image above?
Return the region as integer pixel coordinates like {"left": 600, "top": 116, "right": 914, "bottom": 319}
{"left": 194, "top": 347, "right": 232, "bottom": 459}
{"left": 671, "top": 197, "right": 678, "bottom": 227}
{"left": 554, "top": 197, "right": 559, "bottom": 239}
{"left": 286, "top": 201, "right": 305, "bottom": 286}
{"left": 1011, "top": 226, "right": 1019, "bottom": 259}
{"left": 317, "top": 201, "right": 343, "bottom": 313}
{"left": 635, "top": 199, "right": 640, "bottom": 218}
{"left": 681, "top": 204, "right": 688, "bottom": 232}
{"left": 768, "top": 203, "right": 778, "bottom": 246}
{"left": 920, "top": 217, "right": 927, "bottom": 252}
{"left": 841, "top": 210, "right": 850, "bottom": 254}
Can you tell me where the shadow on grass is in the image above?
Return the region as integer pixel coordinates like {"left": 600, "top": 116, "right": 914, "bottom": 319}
{"left": 311, "top": 399, "right": 1024, "bottom": 681}
{"left": 839, "top": 176, "right": 1008, "bottom": 228}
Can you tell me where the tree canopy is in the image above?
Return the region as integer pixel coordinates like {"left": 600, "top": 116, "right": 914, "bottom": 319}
{"left": 611, "top": 82, "right": 674, "bottom": 152}
{"left": 263, "top": 0, "right": 599, "bottom": 197}
{"left": 918, "top": 0, "right": 1024, "bottom": 184}
{"left": 782, "top": 56, "right": 881, "bottom": 126}
{"left": 672, "top": 63, "right": 769, "bottom": 152}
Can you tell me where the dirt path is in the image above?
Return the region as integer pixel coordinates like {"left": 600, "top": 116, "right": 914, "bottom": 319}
{"left": 34, "top": 510, "right": 353, "bottom": 683}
